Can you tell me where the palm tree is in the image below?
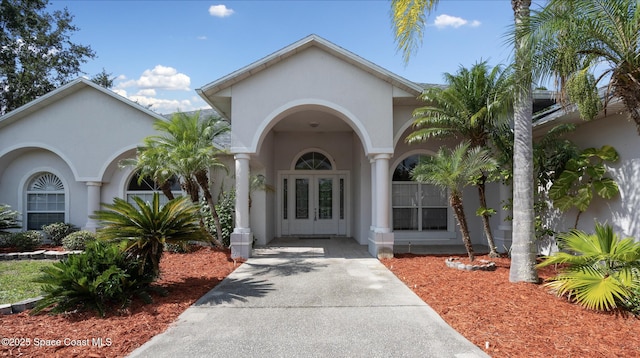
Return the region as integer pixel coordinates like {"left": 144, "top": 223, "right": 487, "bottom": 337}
{"left": 391, "top": 0, "right": 439, "bottom": 64}
{"left": 390, "top": 0, "right": 539, "bottom": 282}
{"left": 509, "top": 0, "right": 538, "bottom": 283}
{"left": 528, "top": 0, "right": 640, "bottom": 132}
{"left": 407, "top": 61, "right": 513, "bottom": 258}
{"left": 411, "top": 142, "right": 497, "bottom": 262}
{"left": 92, "top": 193, "right": 208, "bottom": 278}
{"left": 128, "top": 111, "right": 230, "bottom": 247}
{"left": 537, "top": 223, "right": 640, "bottom": 311}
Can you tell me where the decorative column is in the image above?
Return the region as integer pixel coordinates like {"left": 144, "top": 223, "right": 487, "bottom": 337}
{"left": 83, "top": 181, "right": 102, "bottom": 232}
{"left": 370, "top": 157, "right": 376, "bottom": 231}
{"left": 368, "top": 153, "right": 394, "bottom": 259}
{"left": 231, "top": 153, "right": 252, "bottom": 258}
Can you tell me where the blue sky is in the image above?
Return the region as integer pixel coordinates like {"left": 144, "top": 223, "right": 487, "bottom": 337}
{"left": 49, "top": 0, "right": 544, "bottom": 114}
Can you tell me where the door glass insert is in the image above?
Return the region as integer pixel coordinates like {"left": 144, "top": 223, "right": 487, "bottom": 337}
{"left": 317, "top": 178, "right": 333, "bottom": 219}
{"left": 295, "top": 178, "right": 309, "bottom": 219}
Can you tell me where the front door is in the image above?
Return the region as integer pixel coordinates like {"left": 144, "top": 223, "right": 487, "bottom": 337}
{"left": 287, "top": 174, "right": 340, "bottom": 236}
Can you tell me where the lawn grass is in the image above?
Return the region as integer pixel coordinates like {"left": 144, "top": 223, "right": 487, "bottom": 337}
{"left": 0, "top": 260, "right": 55, "bottom": 304}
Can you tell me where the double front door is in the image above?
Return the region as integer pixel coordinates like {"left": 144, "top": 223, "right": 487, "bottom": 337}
{"left": 281, "top": 173, "right": 346, "bottom": 236}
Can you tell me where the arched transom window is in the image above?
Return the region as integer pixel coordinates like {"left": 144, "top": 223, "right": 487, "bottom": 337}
{"left": 26, "top": 173, "right": 65, "bottom": 230}
{"left": 392, "top": 155, "right": 448, "bottom": 231}
{"left": 295, "top": 152, "right": 332, "bottom": 170}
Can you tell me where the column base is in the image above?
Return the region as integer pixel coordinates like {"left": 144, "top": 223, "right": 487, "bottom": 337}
{"left": 368, "top": 230, "right": 394, "bottom": 259}
{"left": 230, "top": 231, "right": 253, "bottom": 259}
{"left": 82, "top": 220, "right": 99, "bottom": 233}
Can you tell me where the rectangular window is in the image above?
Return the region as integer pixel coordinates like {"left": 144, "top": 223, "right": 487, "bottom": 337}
{"left": 392, "top": 182, "right": 447, "bottom": 231}
{"left": 339, "top": 178, "right": 344, "bottom": 220}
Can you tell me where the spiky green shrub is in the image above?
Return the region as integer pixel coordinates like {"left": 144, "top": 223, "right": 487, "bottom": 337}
{"left": 42, "top": 222, "right": 78, "bottom": 246}
{"left": 7, "top": 231, "right": 43, "bottom": 251}
{"left": 538, "top": 223, "right": 640, "bottom": 311}
{"left": 92, "top": 193, "right": 209, "bottom": 279}
{"left": 32, "top": 240, "right": 153, "bottom": 317}
{"left": 62, "top": 230, "right": 96, "bottom": 251}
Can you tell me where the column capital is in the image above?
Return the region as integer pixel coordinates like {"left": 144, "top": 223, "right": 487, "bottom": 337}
{"left": 370, "top": 153, "right": 392, "bottom": 161}
{"left": 85, "top": 181, "right": 103, "bottom": 187}
{"left": 234, "top": 153, "right": 251, "bottom": 160}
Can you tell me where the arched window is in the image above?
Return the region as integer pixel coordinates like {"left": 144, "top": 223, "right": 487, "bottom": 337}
{"left": 392, "top": 155, "right": 448, "bottom": 231}
{"left": 295, "top": 152, "right": 332, "bottom": 170}
{"left": 26, "top": 173, "right": 65, "bottom": 230}
{"left": 126, "top": 172, "right": 181, "bottom": 205}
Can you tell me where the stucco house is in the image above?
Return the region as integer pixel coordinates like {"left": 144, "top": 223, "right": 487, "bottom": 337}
{"left": 1, "top": 35, "right": 637, "bottom": 259}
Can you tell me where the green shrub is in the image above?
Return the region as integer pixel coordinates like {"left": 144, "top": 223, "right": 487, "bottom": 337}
{"left": 202, "top": 190, "right": 235, "bottom": 247}
{"left": 623, "top": 280, "right": 640, "bottom": 316}
{"left": 92, "top": 193, "right": 208, "bottom": 279}
{"left": 32, "top": 240, "right": 154, "bottom": 317}
{"left": 62, "top": 230, "right": 96, "bottom": 251}
{"left": 7, "top": 231, "right": 43, "bottom": 251}
{"left": 0, "top": 204, "right": 21, "bottom": 233}
{"left": 538, "top": 223, "right": 640, "bottom": 311}
{"left": 42, "top": 222, "right": 78, "bottom": 246}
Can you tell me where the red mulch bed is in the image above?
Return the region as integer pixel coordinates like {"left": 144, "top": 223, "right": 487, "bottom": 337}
{"left": 2, "top": 250, "right": 639, "bottom": 357}
{"left": 0, "top": 247, "right": 239, "bottom": 357}
{"left": 381, "top": 254, "right": 640, "bottom": 357}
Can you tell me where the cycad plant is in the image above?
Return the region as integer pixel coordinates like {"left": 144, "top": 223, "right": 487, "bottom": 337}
{"left": 538, "top": 223, "right": 640, "bottom": 311}
{"left": 92, "top": 193, "right": 208, "bottom": 278}
{"left": 411, "top": 142, "right": 497, "bottom": 261}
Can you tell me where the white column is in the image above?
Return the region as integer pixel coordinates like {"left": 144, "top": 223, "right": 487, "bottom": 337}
{"left": 234, "top": 153, "right": 251, "bottom": 233}
{"left": 231, "top": 153, "right": 252, "bottom": 259}
{"left": 370, "top": 157, "right": 377, "bottom": 230}
{"left": 368, "top": 153, "right": 394, "bottom": 259}
{"left": 83, "top": 181, "right": 102, "bottom": 232}
{"left": 374, "top": 154, "right": 391, "bottom": 233}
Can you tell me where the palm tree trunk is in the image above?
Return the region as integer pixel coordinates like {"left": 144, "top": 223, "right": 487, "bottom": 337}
{"left": 476, "top": 178, "right": 499, "bottom": 257}
{"left": 509, "top": 0, "right": 539, "bottom": 283}
{"left": 160, "top": 181, "right": 175, "bottom": 200}
{"left": 194, "top": 170, "right": 224, "bottom": 248}
{"left": 450, "top": 194, "right": 475, "bottom": 262}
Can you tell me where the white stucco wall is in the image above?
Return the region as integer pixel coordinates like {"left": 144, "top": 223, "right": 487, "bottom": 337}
{"left": 545, "top": 113, "right": 640, "bottom": 239}
{"left": 229, "top": 47, "right": 395, "bottom": 155}
{"left": 0, "top": 82, "right": 163, "bottom": 230}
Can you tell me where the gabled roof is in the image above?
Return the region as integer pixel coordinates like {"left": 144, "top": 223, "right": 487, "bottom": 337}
{"left": 196, "top": 34, "right": 425, "bottom": 120}
{"left": 0, "top": 77, "right": 166, "bottom": 129}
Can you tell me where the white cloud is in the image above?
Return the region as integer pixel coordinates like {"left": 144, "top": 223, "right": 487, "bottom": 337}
{"left": 197, "top": 35, "right": 207, "bottom": 40}
{"left": 117, "top": 65, "right": 190, "bottom": 91}
{"left": 433, "top": 14, "right": 481, "bottom": 29}
{"left": 209, "top": 4, "right": 234, "bottom": 18}
{"left": 129, "top": 95, "right": 194, "bottom": 114}
{"left": 136, "top": 89, "right": 157, "bottom": 96}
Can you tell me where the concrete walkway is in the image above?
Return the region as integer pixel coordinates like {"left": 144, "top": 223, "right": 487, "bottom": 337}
{"left": 128, "top": 238, "right": 489, "bottom": 358}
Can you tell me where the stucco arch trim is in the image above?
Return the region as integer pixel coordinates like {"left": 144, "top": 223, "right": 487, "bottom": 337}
{"left": 234, "top": 99, "right": 374, "bottom": 155}
{"left": 393, "top": 119, "right": 417, "bottom": 150}
{"left": 97, "top": 144, "right": 139, "bottom": 183}
{"left": 0, "top": 143, "right": 80, "bottom": 181}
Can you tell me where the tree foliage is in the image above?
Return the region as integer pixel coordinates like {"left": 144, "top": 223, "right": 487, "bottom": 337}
{"left": 528, "top": 0, "right": 640, "bottom": 132}
{"left": 407, "top": 60, "right": 513, "bottom": 257}
{"left": 0, "top": 0, "right": 95, "bottom": 115}
{"left": 549, "top": 145, "right": 620, "bottom": 228}
{"left": 411, "top": 142, "right": 497, "bottom": 262}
